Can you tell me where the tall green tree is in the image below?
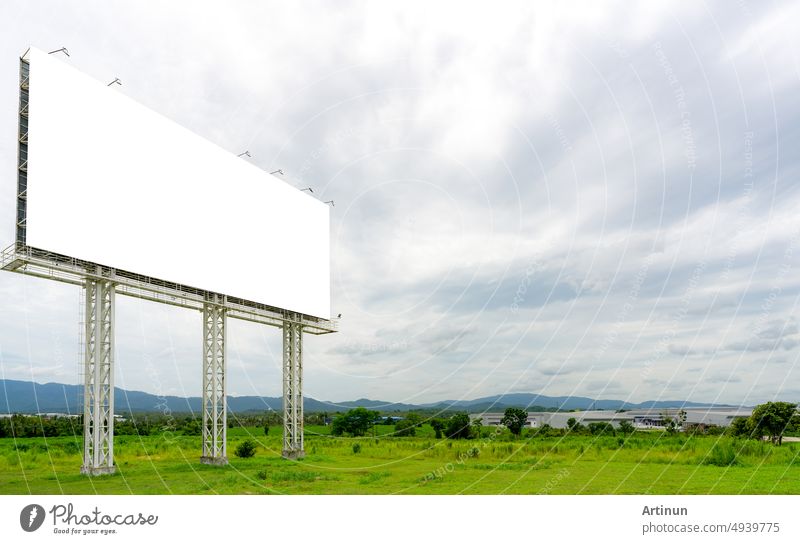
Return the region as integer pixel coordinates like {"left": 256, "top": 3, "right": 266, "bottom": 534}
{"left": 749, "top": 402, "right": 797, "bottom": 445}
{"left": 446, "top": 412, "right": 472, "bottom": 439}
{"left": 501, "top": 407, "right": 528, "bottom": 436}
{"left": 431, "top": 419, "right": 446, "bottom": 439}
{"left": 331, "top": 407, "right": 380, "bottom": 437}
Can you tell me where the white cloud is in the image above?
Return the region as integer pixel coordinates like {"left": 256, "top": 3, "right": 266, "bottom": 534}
{"left": 1, "top": 1, "right": 799, "bottom": 405}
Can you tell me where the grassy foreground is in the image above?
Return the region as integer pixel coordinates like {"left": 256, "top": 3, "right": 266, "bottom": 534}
{"left": 1, "top": 425, "right": 798, "bottom": 494}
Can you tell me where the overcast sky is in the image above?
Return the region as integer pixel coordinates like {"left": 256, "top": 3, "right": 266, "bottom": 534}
{"left": 1, "top": 1, "right": 799, "bottom": 407}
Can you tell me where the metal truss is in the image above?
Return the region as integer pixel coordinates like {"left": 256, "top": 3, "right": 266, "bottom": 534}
{"left": 5, "top": 50, "right": 337, "bottom": 475}
{"left": 1, "top": 245, "right": 336, "bottom": 334}
{"left": 201, "top": 295, "right": 227, "bottom": 465}
{"left": 16, "top": 55, "right": 29, "bottom": 246}
{"left": 2, "top": 244, "right": 337, "bottom": 473}
{"left": 282, "top": 317, "right": 304, "bottom": 459}
{"left": 81, "top": 270, "right": 116, "bottom": 475}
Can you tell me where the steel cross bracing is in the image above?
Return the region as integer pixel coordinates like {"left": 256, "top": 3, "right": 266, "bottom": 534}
{"left": 201, "top": 295, "right": 227, "bottom": 465}
{"left": 16, "top": 57, "right": 28, "bottom": 247}
{"left": 282, "top": 317, "right": 304, "bottom": 459}
{"left": 80, "top": 269, "right": 116, "bottom": 475}
{"left": 1, "top": 244, "right": 337, "bottom": 472}
{"left": 1, "top": 245, "right": 336, "bottom": 334}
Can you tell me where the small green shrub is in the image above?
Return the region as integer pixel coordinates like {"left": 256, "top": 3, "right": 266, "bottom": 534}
{"left": 352, "top": 443, "right": 362, "bottom": 454}
{"left": 256, "top": 470, "right": 267, "bottom": 480}
{"left": 234, "top": 439, "right": 257, "bottom": 458}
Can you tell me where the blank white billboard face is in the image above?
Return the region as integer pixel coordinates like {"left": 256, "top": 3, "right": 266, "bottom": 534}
{"left": 25, "top": 48, "right": 330, "bottom": 319}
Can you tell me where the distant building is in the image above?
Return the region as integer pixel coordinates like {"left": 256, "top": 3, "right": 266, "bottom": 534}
{"left": 36, "top": 412, "right": 81, "bottom": 419}
{"left": 471, "top": 407, "right": 752, "bottom": 430}
{"left": 473, "top": 412, "right": 539, "bottom": 428}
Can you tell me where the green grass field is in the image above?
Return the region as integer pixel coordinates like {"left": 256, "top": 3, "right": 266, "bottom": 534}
{"left": 1, "top": 425, "right": 798, "bottom": 494}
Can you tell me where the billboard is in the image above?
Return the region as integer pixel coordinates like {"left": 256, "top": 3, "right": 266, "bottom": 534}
{"left": 23, "top": 48, "right": 329, "bottom": 319}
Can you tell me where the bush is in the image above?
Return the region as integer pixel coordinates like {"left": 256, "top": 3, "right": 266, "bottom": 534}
{"left": 617, "top": 420, "right": 635, "bottom": 434}
{"left": 263, "top": 425, "right": 270, "bottom": 436}
{"left": 256, "top": 470, "right": 267, "bottom": 480}
{"left": 532, "top": 423, "right": 552, "bottom": 437}
{"left": 395, "top": 418, "right": 416, "bottom": 437}
{"left": 352, "top": 443, "right": 362, "bottom": 454}
{"left": 704, "top": 443, "right": 738, "bottom": 466}
{"left": 234, "top": 439, "right": 257, "bottom": 458}
{"left": 588, "top": 422, "right": 615, "bottom": 436}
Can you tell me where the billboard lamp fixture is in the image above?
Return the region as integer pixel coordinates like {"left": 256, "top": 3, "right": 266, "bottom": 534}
{"left": 48, "top": 47, "right": 70, "bottom": 57}
{"left": 270, "top": 169, "right": 284, "bottom": 175}
{"left": 324, "top": 200, "right": 334, "bottom": 206}
{"left": 237, "top": 151, "right": 251, "bottom": 158}
{"left": 107, "top": 78, "right": 122, "bottom": 87}
{"left": 301, "top": 187, "right": 313, "bottom": 193}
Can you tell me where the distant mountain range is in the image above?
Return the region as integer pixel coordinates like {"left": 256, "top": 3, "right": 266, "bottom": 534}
{"left": 0, "top": 379, "right": 739, "bottom": 415}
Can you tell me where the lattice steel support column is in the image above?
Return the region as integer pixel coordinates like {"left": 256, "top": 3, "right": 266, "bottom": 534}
{"left": 81, "top": 272, "right": 116, "bottom": 476}
{"left": 201, "top": 295, "right": 228, "bottom": 465}
{"left": 282, "top": 317, "right": 304, "bottom": 459}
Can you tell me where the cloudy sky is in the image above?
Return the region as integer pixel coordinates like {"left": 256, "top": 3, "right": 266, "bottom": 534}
{"left": 1, "top": 1, "right": 799, "bottom": 407}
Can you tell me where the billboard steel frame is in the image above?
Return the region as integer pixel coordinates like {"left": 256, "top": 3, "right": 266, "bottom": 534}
{"left": 201, "top": 295, "right": 227, "bottom": 465}
{"left": 4, "top": 51, "right": 335, "bottom": 474}
{"left": 81, "top": 269, "right": 116, "bottom": 475}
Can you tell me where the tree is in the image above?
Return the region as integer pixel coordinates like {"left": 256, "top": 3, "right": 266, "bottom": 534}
{"left": 749, "top": 402, "right": 797, "bottom": 445}
{"left": 331, "top": 407, "right": 380, "bottom": 437}
{"left": 617, "top": 420, "right": 635, "bottom": 434}
{"left": 431, "top": 419, "right": 446, "bottom": 439}
{"left": 728, "top": 417, "right": 753, "bottom": 438}
{"left": 394, "top": 418, "right": 417, "bottom": 437}
{"left": 788, "top": 413, "right": 800, "bottom": 434}
{"left": 534, "top": 423, "right": 553, "bottom": 437}
{"left": 661, "top": 412, "right": 677, "bottom": 434}
{"left": 566, "top": 417, "right": 585, "bottom": 434}
{"left": 446, "top": 412, "right": 472, "bottom": 439}
{"left": 405, "top": 413, "right": 423, "bottom": 427}
{"left": 471, "top": 417, "right": 483, "bottom": 439}
{"left": 501, "top": 407, "right": 528, "bottom": 436}
{"left": 677, "top": 410, "right": 687, "bottom": 428}
{"left": 567, "top": 417, "right": 577, "bottom": 430}
{"left": 234, "top": 439, "right": 257, "bottom": 458}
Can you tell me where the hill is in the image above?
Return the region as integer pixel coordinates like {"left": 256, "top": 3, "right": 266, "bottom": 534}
{"left": 0, "top": 379, "right": 739, "bottom": 415}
